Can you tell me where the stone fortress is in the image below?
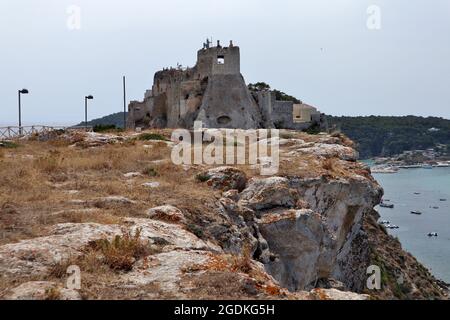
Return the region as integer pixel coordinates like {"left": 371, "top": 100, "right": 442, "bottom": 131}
{"left": 127, "top": 40, "right": 327, "bottom": 131}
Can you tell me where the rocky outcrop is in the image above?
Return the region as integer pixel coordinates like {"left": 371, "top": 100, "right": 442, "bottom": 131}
{"left": 4, "top": 281, "right": 81, "bottom": 300}
{"left": 286, "top": 142, "right": 359, "bottom": 161}
{"left": 146, "top": 205, "right": 185, "bottom": 224}
{"left": 0, "top": 218, "right": 218, "bottom": 279}
{"left": 239, "top": 177, "right": 298, "bottom": 210}
{"left": 0, "top": 130, "right": 446, "bottom": 300}
{"left": 199, "top": 166, "right": 248, "bottom": 192}
{"left": 189, "top": 134, "right": 445, "bottom": 299}
{"left": 362, "top": 213, "right": 448, "bottom": 299}
{"left": 218, "top": 174, "right": 383, "bottom": 292}
{"left": 257, "top": 209, "right": 333, "bottom": 291}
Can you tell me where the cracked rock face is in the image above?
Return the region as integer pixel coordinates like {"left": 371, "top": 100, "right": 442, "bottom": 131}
{"left": 257, "top": 209, "right": 334, "bottom": 291}
{"left": 239, "top": 177, "right": 298, "bottom": 210}
{"left": 214, "top": 168, "right": 383, "bottom": 293}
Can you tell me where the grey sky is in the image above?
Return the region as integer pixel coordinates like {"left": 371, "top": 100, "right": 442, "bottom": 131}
{"left": 1, "top": 0, "right": 449, "bottom": 125}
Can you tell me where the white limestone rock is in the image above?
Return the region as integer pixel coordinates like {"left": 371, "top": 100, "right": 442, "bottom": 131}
{"left": 3, "top": 281, "right": 81, "bottom": 300}
{"left": 124, "top": 172, "right": 143, "bottom": 179}
{"left": 146, "top": 205, "right": 184, "bottom": 223}
{"left": 288, "top": 143, "right": 359, "bottom": 161}
{"left": 142, "top": 182, "right": 160, "bottom": 188}
{"left": 0, "top": 218, "right": 219, "bottom": 279}
{"left": 257, "top": 209, "right": 334, "bottom": 291}
{"left": 238, "top": 177, "right": 298, "bottom": 210}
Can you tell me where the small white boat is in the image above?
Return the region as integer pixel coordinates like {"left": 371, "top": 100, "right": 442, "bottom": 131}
{"left": 427, "top": 232, "right": 438, "bottom": 237}
{"left": 387, "top": 225, "right": 399, "bottom": 230}
{"left": 435, "top": 162, "right": 450, "bottom": 168}
{"left": 399, "top": 165, "right": 422, "bottom": 169}
{"left": 371, "top": 166, "right": 399, "bottom": 174}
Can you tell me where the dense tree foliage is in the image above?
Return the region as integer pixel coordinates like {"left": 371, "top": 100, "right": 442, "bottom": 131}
{"left": 328, "top": 116, "right": 450, "bottom": 159}
{"left": 248, "top": 82, "right": 302, "bottom": 104}
{"left": 76, "top": 112, "right": 127, "bottom": 129}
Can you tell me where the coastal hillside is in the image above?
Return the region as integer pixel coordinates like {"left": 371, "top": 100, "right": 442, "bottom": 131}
{"left": 75, "top": 112, "right": 128, "bottom": 129}
{"left": 0, "top": 129, "right": 446, "bottom": 300}
{"left": 80, "top": 114, "right": 450, "bottom": 160}
{"left": 328, "top": 116, "right": 450, "bottom": 159}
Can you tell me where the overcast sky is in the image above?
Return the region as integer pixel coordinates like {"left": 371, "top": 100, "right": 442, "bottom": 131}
{"left": 1, "top": 0, "right": 449, "bottom": 125}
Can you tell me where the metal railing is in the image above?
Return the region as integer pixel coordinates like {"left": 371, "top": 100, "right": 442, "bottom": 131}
{"left": 0, "top": 126, "right": 93, "bottom": 141}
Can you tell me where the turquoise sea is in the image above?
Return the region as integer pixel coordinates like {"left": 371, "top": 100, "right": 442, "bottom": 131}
{"left": 373, "top": 167, "right": 450, "bottom": 283}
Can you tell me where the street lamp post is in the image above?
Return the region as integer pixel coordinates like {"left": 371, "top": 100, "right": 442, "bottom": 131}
{"left": 85, "top": 95, "right": 94, "bottom": 130}
{"left": 123, "top": 76, "right": 127, "bottom": 130}
{"left": 18, "top": 89, "right": 29, "bottom": 135}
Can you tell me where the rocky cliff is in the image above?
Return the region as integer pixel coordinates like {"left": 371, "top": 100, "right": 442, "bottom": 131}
{"left": 0, "top": 130, "right": 447, "bottom": 300}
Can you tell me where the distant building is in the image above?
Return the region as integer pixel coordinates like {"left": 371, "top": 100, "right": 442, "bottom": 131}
{"left": 127, "top": 40, "right": 327, "bottom": 131}
{"left": 293, "top": 104, "right": 321, "bottom": 123}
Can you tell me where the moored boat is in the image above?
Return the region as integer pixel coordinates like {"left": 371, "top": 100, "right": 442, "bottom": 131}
{"left": 371, "top": 166, "right": 399, "bottom": 174}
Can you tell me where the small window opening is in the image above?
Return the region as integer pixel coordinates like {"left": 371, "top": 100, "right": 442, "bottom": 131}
{"left": 217, "top": 55, "right": 225, "bottom": 64}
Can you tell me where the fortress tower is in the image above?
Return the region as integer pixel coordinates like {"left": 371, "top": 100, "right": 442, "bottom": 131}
{"left": 127, "top": 40, "right": 326, "bottom": 131}
{"left": 194, "top": 40, "right": 263, "bottom": 129}
{"left": 196, "top": 40, "right": 240, "bottom": 77}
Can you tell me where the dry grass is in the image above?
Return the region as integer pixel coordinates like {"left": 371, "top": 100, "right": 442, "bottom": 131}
{"left": 331, "top": 132, "right": 355, "bottom": 148}
{"left": 44, "top": 286, "right": 62, "bottom": 300}
{"left": 48, "top": 229, "right": 156, "bottom": 277}
{"left": 0, "top": 129, "right": 367, "bottom": 299}
{"left": 0, "top": 129, "right": 357, "bottom": 247}
{"left": 87, "top": 228, "right": 157, "bottom": 271}
{"left": 41, "top": 227, "right": 167, "bottom": 300}
{"left": 231, "top": 245, "right": 253, "bottom": 274}
{"left": 181, "top": 271, "right": 262, "bottom": 300}
{"left": 321, "top": 158, "right": 356, "bottom": 179}
{"left": 0, "top": 137, "right": 182, "bottom": 244}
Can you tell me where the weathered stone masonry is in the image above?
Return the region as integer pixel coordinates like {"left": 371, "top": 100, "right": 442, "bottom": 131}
{"left": 127, "top": 40, "right": 327, "bottom": 131}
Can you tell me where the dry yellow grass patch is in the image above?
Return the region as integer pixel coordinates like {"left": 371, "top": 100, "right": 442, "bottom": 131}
{"left": 0, "top": 134, "right": 220, "bottom": 246}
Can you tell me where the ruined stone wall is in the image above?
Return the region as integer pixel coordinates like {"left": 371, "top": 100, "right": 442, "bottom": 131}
{"left": 196, "top": 74, "right": 263, "bottom": 129}
{"left": 196, "top": 45, "right": 240, "bottom": 78}
{"left": 256, "top": 91, "right": 275, "bottom": 128}
{"left": 271, "top": 101, "right": 295, "bottom": 129}
{"left": 127, "top": 42, "right": 326, "bottom": 132}
{"left": 127, "top": 100, "right": 151, "bottom": 129}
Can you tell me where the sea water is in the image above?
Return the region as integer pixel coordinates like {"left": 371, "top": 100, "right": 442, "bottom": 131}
{"left": 373, "top": 167, "right": 450, "bottom": 283}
